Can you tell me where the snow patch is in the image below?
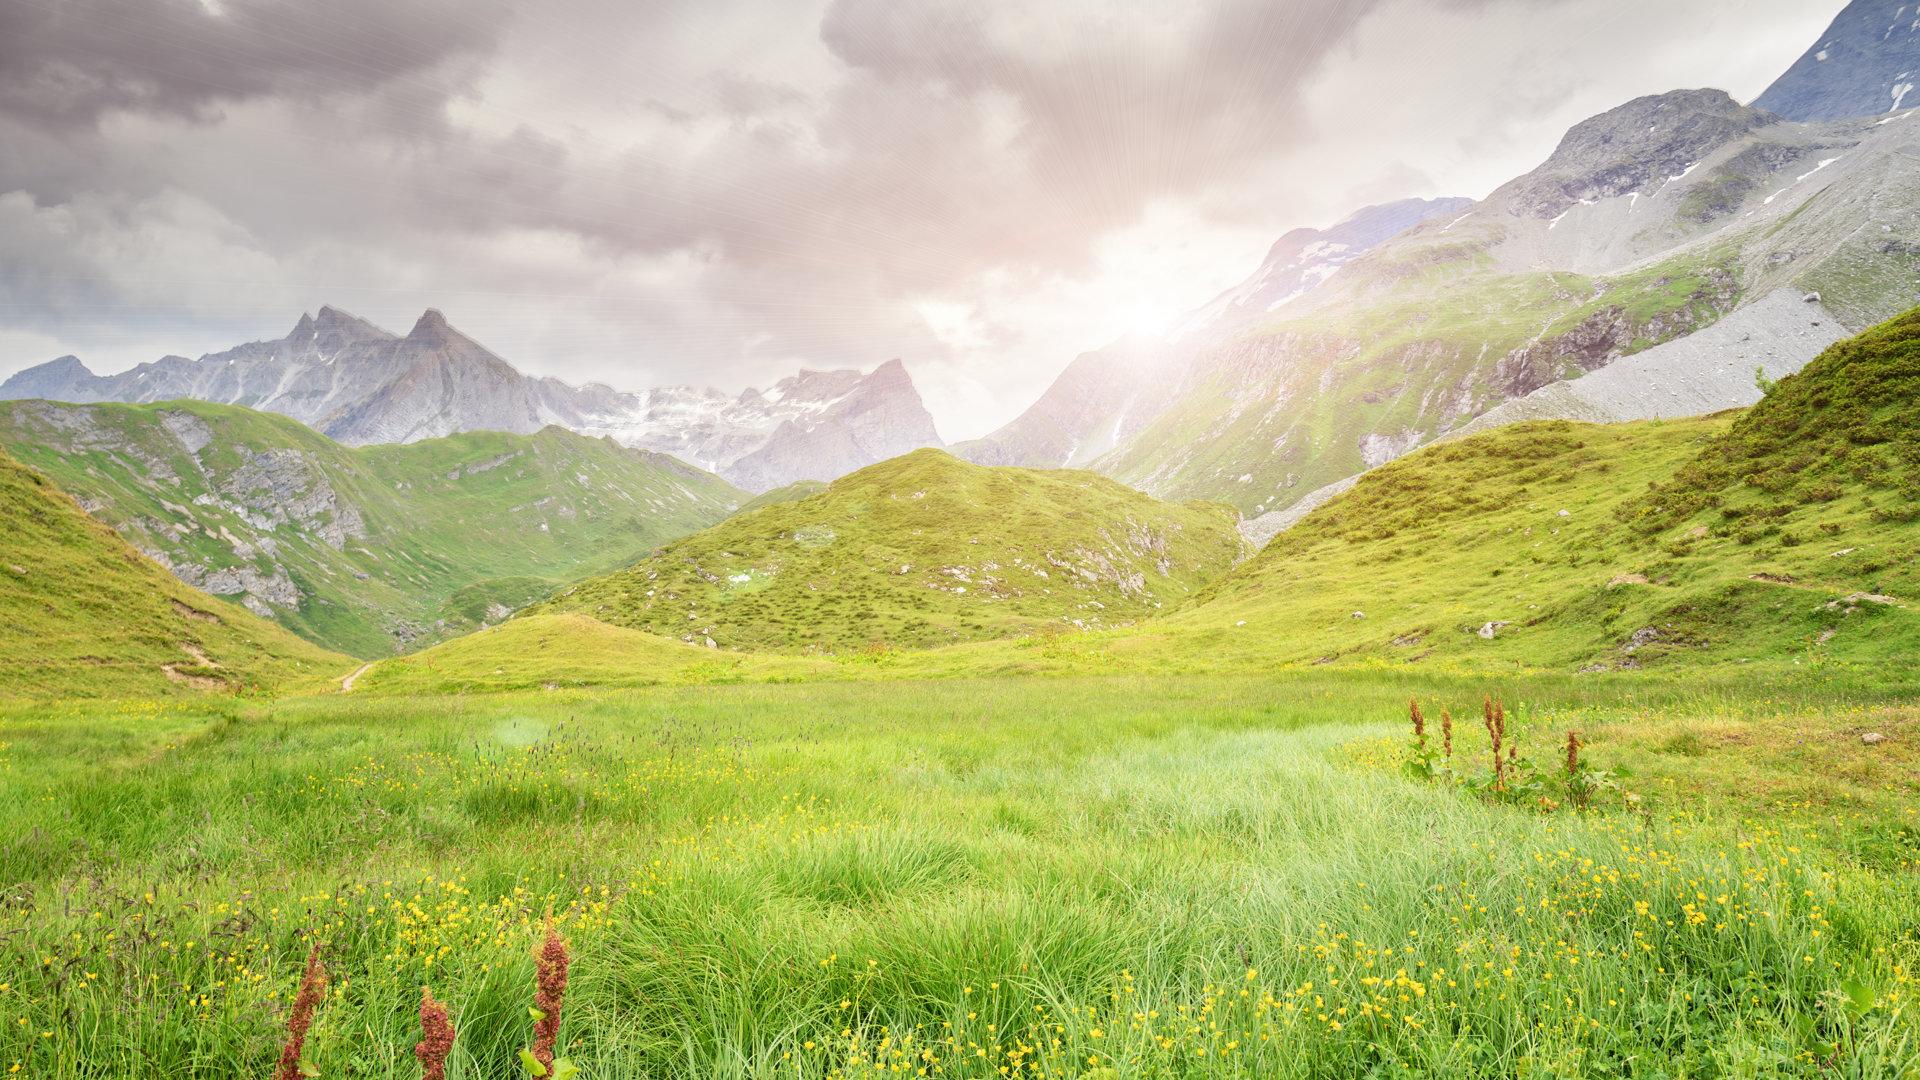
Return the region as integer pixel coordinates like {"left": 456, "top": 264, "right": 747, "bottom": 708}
{"left": 1894, "top": 82, "right": 1915, "bottom": 112}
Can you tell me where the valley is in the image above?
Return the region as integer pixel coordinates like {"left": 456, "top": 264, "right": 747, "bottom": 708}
{"left": 3, "top": 2, "right": 1919, "bottom": 1077}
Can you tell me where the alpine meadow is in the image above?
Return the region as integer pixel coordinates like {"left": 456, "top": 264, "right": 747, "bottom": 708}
{"left": 3, "top": 2, "right": 1920, "bottom": 1078}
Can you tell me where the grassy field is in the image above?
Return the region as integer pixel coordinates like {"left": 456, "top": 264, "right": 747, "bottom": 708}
{"left": 2, "top": 669, "right": 1916, "bottom": 1078}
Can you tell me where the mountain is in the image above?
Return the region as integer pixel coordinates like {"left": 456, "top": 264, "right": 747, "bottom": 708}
{"left": 1087, "top": 83, "right": 1920, "bottom": 518}
{"left": 955, "top": 197, "right": 1472, "bottom": 470}
{"left": 1752, "top": 0, "right": 1920, "bottom": 121}
{"left": 0, "top": 399, "right": 743, "bottom": 656}
{"left": 0, "top": 308, "right": 944, "bottom": 492}
{"left": 0, "top": 445, "right": 347, "bottom": 699}
{"left": 534, "top": 448, "right": 1247, "bottom": 653}
{"left": 592, "top": 359, "right": 946, "bottom": 492}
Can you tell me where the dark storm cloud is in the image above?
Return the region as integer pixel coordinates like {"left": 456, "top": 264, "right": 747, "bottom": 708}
{"left": 0, "top": 0, "right": 509, "bottom": 129}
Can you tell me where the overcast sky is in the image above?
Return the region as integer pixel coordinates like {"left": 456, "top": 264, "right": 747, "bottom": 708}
{"left": 0, "top": 0, "right": 1838, "bottom": 439}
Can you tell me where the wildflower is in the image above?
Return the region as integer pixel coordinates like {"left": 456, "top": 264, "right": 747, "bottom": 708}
{"left": 1409, "top": 697, "right": 1427, "bottom": 753}
{"left": 1482, "top": 696, "right": 1506, "bottom": 789}
{"left": 530, "top": 922, "right": 571, "bottom": 1071}
{"left": 273, "top": 944, "right": 327, "bottom": 1080}
{"left": 1441, "top": 710, "right": 1453, "bottom": 760}
{"left": 416, "top": 987, "right": 455, "bottom": 1080}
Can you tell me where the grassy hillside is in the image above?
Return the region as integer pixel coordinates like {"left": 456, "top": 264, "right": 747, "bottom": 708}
{"left": 537, "top": 448, "right": 1247, "bottom": 652}
{"left": 734, "top": 478, "right": 828, "bottom": 513}
{"left": 0, "top": 447, "right": 347, "bottom": 699}
{"left": 1159, "top": 307, "right": 1920, "bottom": 672}
{"left": 5, "top": 671, "right": 1916, "bottom": 1075}
{"left": 0, "top": 400, "right": 742, "bottom": 656}
{"left": 1099, "top": 251, "right": 1743, "bottom": 515}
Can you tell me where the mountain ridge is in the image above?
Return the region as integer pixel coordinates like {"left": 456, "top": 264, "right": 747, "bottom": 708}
{"left": 1, "top": 308, "right": 944, "bottom": 492}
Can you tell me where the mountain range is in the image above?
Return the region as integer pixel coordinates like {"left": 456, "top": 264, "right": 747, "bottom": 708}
{"left": 0, "top": 308, "right": 944, "bottom": 493}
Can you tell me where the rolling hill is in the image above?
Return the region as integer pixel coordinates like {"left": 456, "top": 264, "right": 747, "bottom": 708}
{"left": 0, "top": 400, "right": 743, "bottom": 657}
{"left": 534, "top": 448, "right": 1247, "bottom": 652}
{"left": 0, "top": 446, "right": 347, "bottom": 699}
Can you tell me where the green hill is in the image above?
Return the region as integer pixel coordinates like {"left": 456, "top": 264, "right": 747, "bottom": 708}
{"left": 0, "top": 400, "right": 743, "bottom": 657}
{"left": 734, "top": 479, "right": 829, "bottom": 514}
{"left": 1166, "top": 307, "right": 1920, "bottom": 672}
{"left": 0, "top": 447, "right": 348, "bottom": 699}
{"left": 536, "top": 448, "right": 1247, "bottom": 652}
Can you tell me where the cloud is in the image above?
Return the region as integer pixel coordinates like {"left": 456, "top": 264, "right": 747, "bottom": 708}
{"left": 0, "top": 0, "right": 1844, "bottom": 438}
{"left": 0, "top": 0, "right": 509, "bottom": 130}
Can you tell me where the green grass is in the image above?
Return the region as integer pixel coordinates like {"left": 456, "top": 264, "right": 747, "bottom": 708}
{"left": 2, "top": 670, "right": 1916, "bottom": 1077}
{"left": 536, "top": 449, "right": 1247, "bottom": 652}
{"left": 0, "top": 447, "right": 349, "bottom": 698}
{"left": 0, "top": 400, "right": 742, "bottom": 657}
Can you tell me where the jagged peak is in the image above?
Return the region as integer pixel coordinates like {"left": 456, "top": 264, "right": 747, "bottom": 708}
{"left": 407, "top": 308, "right": 457, "bottom": 343}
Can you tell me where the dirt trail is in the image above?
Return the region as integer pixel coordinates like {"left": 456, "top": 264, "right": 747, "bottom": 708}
{"left": 340, "top": 662, "right": 373, "bottom": 692}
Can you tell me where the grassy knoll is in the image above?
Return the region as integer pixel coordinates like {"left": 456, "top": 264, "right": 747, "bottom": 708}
{"left": 538, "top": 449, "right": 1246, "bottom": 652}
{"left": 1, "top": 670, "right": 1915, "bottom": 1077}
{"left": 0, "top": 447, "right": 349, "bottom": 698}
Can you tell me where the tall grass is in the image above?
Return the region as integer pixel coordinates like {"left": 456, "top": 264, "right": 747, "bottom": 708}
{"left": 1, "top": 673, "right": 1915, "bottom": 1076}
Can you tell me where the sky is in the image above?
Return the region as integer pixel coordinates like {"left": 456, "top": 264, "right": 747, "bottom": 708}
{"left": 0, "top": 0, "right": 1840, "bottom": 440}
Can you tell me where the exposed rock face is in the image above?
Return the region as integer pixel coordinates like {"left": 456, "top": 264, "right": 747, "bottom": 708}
{"left": 582, "top": 361, "right": 943, "bottom": 490}
{"left": 1453, "top": 290, "right": 1851, "bottom": 439}
{"left": 721, "top": 360, "right": 944, "bottom": 491}
{"left": 1490, "top": 89, "right": 1775, "bottom": 221}
{"left": 1753, "top": 0, "right": 1920, "bottom": 121}
{"left": 1, "top": 306, "right": 944, "bottom": 489}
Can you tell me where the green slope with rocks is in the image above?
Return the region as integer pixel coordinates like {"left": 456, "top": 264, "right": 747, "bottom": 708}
{"left": 0, "top": 400, "right": 743, "bottom": 657}
{"left": 1155, "top": 306, "right": 1920, "bottom": 673}
{"left": 535, "top": 448, "right": 1247, "bottom": 652}
{"left": 0, "top": 446, "right": 348, "bottom": 699}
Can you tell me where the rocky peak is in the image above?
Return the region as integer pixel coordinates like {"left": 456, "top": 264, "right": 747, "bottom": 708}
{"left": 0, "top": 355, "right": 103, "bottom": 401}
{"left": 1495, "top": 89, "right": 1775, "bottom": 220}
{"left": 408, "top": 308, "right": 454, "bottom": 343}
{"left": 288, "top": 305, "right": 392, "bottom": 353}
{"left": 1753, "top": 0, "right": 1920, "bottom": 121}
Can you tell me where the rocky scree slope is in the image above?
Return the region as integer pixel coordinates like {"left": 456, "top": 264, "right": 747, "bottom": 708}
{"left": 0, "top": 446, "right": 346, "bottom": 699}
{"left": 1, "top": 308, "right": 944, "bottom": 491}
{"left": 0, "top": 400, "right": 742, "bottom": 657}
{"left": 536, "top": 448, "right": 1247, "bottom": 653}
